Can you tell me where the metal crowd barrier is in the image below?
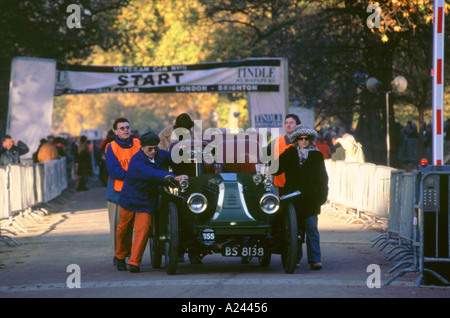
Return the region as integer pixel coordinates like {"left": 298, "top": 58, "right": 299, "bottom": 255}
{"left": 324, "top": 160, "right": 449, "bottom": 286}
{"left": 371, "top": 170, "right": 420, "bottom": 285}
{"left": 371, "top": 168, "right": 450, "bottom": 286}
{"left": 322, "top": 160, "right": 395, "bottom": 230}
{"left": 0, "top": 158, "right": 68, "bottom": 249}
{"left": 417, "top": 171, "right": 449, "bottom": 285}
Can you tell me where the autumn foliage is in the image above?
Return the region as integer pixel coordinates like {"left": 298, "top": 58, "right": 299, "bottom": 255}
{"left": 6, "top": 0, "right": 445, "bottom": 165}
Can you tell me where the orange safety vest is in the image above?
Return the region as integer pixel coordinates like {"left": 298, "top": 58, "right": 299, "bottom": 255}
{"left": 109, "top": 138, "right": 141, "bottom": 192}
{"left": 274, "top": 135, "right": 293, "bottom": 187}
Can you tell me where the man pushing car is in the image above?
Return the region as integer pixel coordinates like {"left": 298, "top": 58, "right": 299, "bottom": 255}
{"left": 115, "top": 131, "right": 187, "bottom": 273}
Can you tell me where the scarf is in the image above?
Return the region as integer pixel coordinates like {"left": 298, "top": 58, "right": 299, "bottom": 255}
{"left": 296, "top": 144, "right": 319, "bottom": 165}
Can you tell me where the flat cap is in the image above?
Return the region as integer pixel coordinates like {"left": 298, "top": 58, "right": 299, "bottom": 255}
{"left": 140, "top": 132, "right": 160, "bottom": 146}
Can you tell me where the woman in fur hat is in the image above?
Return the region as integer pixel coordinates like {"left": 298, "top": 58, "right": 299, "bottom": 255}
{"left": 274, "top": 124, "right": 329, "bottom": 270}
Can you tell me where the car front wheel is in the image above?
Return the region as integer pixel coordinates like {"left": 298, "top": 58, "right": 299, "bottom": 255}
{"left": 280, "top": 202, "right": 298, "bottom": 274}
{"left": 165, "top": 202, "right": 179, "bottom": 275}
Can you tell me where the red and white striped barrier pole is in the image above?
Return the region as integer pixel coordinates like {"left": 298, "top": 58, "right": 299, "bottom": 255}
{"left": 432, "top": 0, "right": 445, "bottom": 165}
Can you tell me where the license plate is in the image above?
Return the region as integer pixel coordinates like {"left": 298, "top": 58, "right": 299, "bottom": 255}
{"left": 223, "top": 246, "right": 265, "bottom": 257}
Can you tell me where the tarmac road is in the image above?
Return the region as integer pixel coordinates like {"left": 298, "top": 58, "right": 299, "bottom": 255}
{"left": 0, "top": 178, "right": 449, "bottom": 302}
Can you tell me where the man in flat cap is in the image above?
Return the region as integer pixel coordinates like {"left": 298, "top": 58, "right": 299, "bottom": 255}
{"left": 115, "top": 132, "right": 187, "bottom": 273}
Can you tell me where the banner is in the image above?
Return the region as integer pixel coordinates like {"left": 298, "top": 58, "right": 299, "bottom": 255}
{"left": 55, "top": 59, "right": 282, "bottom": 96}
{"left": 8, "top": 57, "right": 56, "bottom": 159}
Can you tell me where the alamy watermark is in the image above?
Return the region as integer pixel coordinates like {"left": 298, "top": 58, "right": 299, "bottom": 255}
{"left": 366, "top": 264, "right": 381, "bottom": 288}
{"left": 66, "top": 264, "right": 81, "bottom": 288}
{"left": 366, "top": 4, "right": 382, "bottom": 29}
{"left": 64, "top": 263, "right": 382, "bottom": 289}
{"left": 66, "top": 4, "right": 82, "bottom": 29}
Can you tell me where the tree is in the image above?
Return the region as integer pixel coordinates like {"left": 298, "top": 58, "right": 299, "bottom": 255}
{"left": 54, "top": 0, "right": 225, "bottom": 136}
{"left": 0, "top": 0, "right": 131, "bottom": 134}
{"left": 200, "top": 0, "right": 448, "bottom": 165}
{"left": 340, "top": 0, "right": 446, "bottom": 165}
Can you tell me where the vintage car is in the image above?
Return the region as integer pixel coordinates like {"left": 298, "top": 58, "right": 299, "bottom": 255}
{"left": 149, "top": 132, "right": 301, "bottom": 274}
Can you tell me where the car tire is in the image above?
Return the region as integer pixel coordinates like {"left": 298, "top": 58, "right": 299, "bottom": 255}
{"left": 150, "top": 216, "right": 162, "bottom": 269}
{"left": 281, "top": 202, "right": 298, "bottom": 274}
{"left": 165, "top": 202, "right": 179, "bottom": 275}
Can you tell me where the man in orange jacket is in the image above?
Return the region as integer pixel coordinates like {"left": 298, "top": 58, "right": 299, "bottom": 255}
{"left": 268, "top": 114, "right": 301, "bottom": 195}
{"left": 105, "top": 118, "right": 141, "bottom": 266}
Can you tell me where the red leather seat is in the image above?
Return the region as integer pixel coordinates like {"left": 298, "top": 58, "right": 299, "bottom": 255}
{"left": 168, "top": 134, "right": 262, "bottom": 175}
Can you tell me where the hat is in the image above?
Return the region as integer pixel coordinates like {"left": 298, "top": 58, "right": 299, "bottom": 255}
{"left": 290, "top": 125, "right": 318, "bottom": 143}
{"left": 140, "top": 132, "right": 160, "bottom": 146}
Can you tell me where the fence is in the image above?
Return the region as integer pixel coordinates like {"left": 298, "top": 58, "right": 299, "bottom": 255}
{"left": 418, "top": 171, "right": 449, "bottom": 285}
{"left": 0, "top": 158, "right": 68, "bottom": 248}
{"left": 370, "top": 170, "right": 420, "bottom": 285}
{"left": 323, "top": 159, "right": 396, "bottom": 230}
{"left": 370, "top": 168, "right": 450, "bottom": 286}
{"left": 324, "top": 159, "right": 450, "bottom": 286}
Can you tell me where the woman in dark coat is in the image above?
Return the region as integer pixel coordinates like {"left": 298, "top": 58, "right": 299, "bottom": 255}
{"left": 274, "top": 125, "right": 328, "bottom": 270}
{"left": 75, "top": 137, "right": 92, "bottom": 191}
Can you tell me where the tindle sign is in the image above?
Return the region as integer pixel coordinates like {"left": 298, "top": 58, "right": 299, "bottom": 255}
{"left": 54, "top": 59, "right": 281, "bottom": 96}
{"left": 254, "top": 113, "right": 284, "bottom": 128}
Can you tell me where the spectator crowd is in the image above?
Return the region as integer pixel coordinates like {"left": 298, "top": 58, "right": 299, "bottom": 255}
{"left": 315, "top": 118, "right": 450, "bottom": 167}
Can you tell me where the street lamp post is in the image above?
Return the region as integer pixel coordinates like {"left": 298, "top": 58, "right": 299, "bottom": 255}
{"left": 366, "top": 76, "right": 408, "bottom": 167}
